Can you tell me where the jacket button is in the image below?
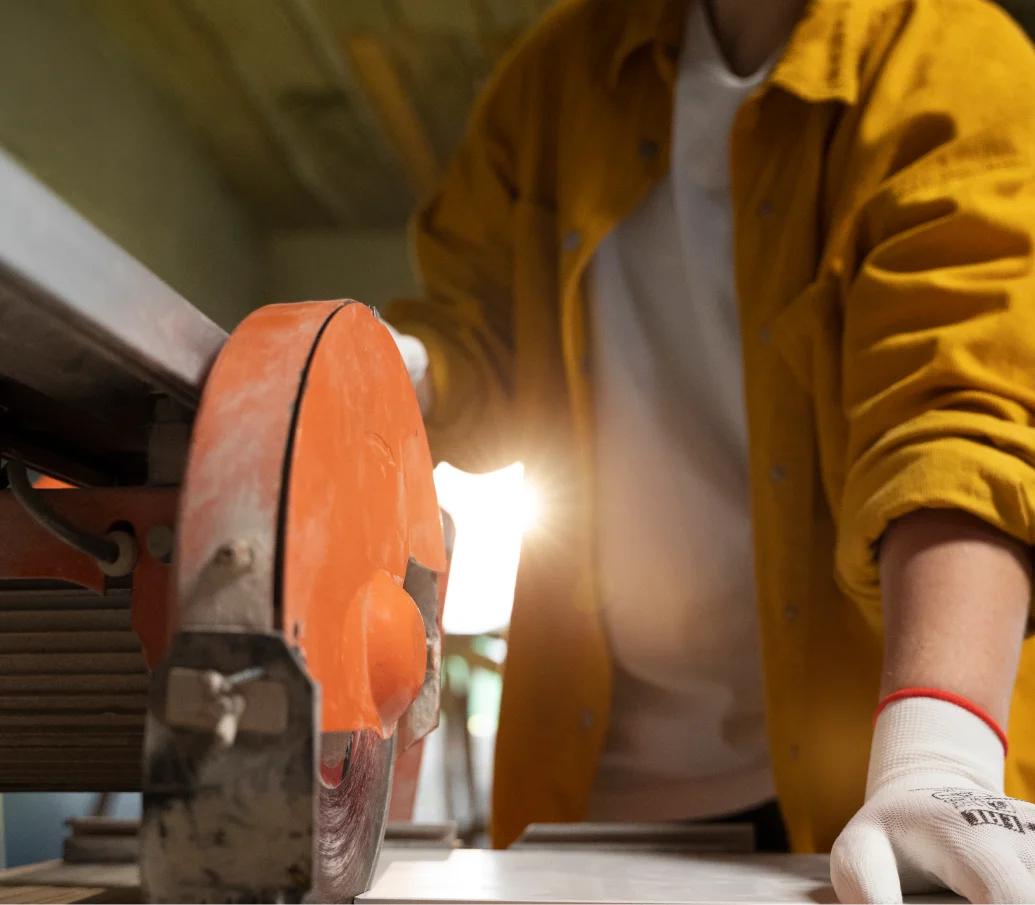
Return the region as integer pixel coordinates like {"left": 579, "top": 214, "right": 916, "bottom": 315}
{"left": 769, "top": 465, "right": 786, "bottom": 483}
{"left": 639, "top": 139, "right": 660, "bottom": 161}
{"left": 563, "top": 231, "right": 582, "bottom": 253}
{"left": 579, "top": 709, "right": 595, "bottom": 728}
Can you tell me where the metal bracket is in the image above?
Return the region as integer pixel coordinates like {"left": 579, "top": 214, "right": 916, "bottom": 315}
{"left": 141, "top": 631, "right": 317, "bottom": 903}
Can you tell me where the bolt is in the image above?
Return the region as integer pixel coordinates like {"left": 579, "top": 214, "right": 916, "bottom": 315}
{"left": 214, "top": 540, "right": 253, "bottom": 572}
{"left": 146, "top": 525, "right": 174, "bottom": 564}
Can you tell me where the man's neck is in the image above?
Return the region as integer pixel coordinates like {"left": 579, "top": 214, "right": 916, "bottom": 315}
{"left": 703, "top": 0, "right": 808, "bottom": 77}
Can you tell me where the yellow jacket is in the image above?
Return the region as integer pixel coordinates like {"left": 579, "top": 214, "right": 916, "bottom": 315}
{"left": 387, "top": 0, "right": 1035, "bottom": 852}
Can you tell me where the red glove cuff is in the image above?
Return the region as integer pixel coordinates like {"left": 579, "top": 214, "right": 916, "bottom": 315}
{"left": 875, "top": 688, "right": 1009, "bottom": 755}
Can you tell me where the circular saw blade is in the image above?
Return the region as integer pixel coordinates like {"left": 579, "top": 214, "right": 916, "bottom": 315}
{"left": 168, "top": 300, "right": 444, "bottom": 902}
{"left": 308, "top": 730, "right": 396, "bottom": 903}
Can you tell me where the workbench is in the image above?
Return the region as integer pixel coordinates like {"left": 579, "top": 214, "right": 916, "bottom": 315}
{"left": 0, "top": 847, "right": 964, "bottom": 904}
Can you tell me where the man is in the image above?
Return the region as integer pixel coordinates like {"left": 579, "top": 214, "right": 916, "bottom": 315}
{"left": 385, "top": 0, "right": 1035, "bottom": 899}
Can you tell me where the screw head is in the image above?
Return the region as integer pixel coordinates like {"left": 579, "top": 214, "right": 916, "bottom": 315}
{"left": 214, "top": 540, "right": 253, "bottom": 571}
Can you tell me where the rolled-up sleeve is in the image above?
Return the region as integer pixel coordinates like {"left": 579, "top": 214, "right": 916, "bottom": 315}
{"left": 835, "top": 3, "right": 1035, "bottom": 607}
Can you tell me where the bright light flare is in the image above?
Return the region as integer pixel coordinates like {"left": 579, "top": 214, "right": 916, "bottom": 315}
{"left": 517, "top": 479, "right": 539, "bottom": 532}
{"left": 433, "top": 462, "right": 534, "bottom": 636}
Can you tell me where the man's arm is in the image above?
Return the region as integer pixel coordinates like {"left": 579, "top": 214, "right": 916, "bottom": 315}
{"left": 832, "top": 511, "right": 1035, "bottom": 902}
{"left": 825, "top": 3, "right": 1035, "bottom": 900}
{"left": 880, "top": 509, "right": 1031, "bottom": 730}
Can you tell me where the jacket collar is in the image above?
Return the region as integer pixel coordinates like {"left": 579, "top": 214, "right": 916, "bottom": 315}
{"left": 609, "top": 0, "right": 866, "bottom": 106}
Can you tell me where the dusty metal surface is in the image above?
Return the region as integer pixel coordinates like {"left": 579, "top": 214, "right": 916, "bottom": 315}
{"left": 141, "top": 631, "right": 317, "bottom": 903}
{"left": 309, "top": 731, "right": 395, "bottom": 903}
{"left": 140, "top": 300, "right": 448, "bottom": 902}
{"left": 0, "top": 150, "right": 225, "bottom": 484}
{"left": 175, "top": 300, "right": 338, "bottom": 634}
{"left": 396, "top": 559, "right": 442, "bottom": 752}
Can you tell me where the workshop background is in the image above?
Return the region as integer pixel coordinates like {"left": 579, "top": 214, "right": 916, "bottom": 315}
{"left": 0, "top": 0, "right": 1033, "bottom": 870}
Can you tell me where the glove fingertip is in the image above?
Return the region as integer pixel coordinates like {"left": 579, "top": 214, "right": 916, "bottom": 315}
{"left": 830, "top": 824, "right": 904, "bottom": 905}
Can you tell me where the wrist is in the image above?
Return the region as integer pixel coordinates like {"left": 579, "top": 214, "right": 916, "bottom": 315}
{"left": 866, "top": 693, "right": 1005, "bottom": 800}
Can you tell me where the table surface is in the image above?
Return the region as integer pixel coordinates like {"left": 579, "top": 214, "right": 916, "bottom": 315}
{"left": 360, "top": 850, "right": 964, "bottom": 905}
{"left": 1, "top": 848, "right": 964, "bottom": 905}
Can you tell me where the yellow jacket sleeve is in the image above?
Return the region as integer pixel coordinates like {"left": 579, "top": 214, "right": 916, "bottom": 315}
{"left": 384, "top": 46, "right": 530, "bottom": 474}
{"left": 835, "top": 1, "right": 1035, "bottom": 610}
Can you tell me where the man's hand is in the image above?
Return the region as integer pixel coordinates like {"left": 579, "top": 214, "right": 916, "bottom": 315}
{"left": 383, "top": 321, "right": 432, "bottom": 415}
{"left": 831, "top": 509, "right": 1034, "bottom": 903}
{"left": 832, "top": 695, "right": 1035, "bottom": 903}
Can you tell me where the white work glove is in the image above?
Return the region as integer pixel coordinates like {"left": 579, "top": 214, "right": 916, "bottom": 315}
{"left": 382, "top": 320, "right": 429, "bottom": 390}
{"left": 831, "top": 693, "right": 1035, "bottom": 904}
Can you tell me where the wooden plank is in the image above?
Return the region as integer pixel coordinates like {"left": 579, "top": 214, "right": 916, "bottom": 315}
{"left": 0, "top": 693, "right": 146, "bottom": 712}
{"left": 0, "top": 675, "right": 149, "bottom": 694}
{"left": 0, "top": 631, "right": 141, "bottom": 654}
{"left": 0, "top": 589, "right": 128, "bottom": 613}
{"left": 0, "top": 887, "right": 114, "bottom": 905}
{"left": 0, "top": 711, "right": 143, "bottom": 727}
{"left": 0, "top": 611, "right": 131, "bottom": 632}
{"left": 0, "top": 861, "right": 62, "bottom": 882}
{"left": 0, "top": 653, "right": 145, "bottom": 674}
{"left": 0, "top": 751, "right": 142, "bottom": 765}
{"left": 0, "top": 862, "right": 139, "bottom": 894}
{"left": 0, "top": 782, "right": 140, "bottom": 794}
{"left": 0, "top": 733, "right": 143, "bottom": 747}
{"left": 67, "top": 819, "right": 139, "bottom": 838}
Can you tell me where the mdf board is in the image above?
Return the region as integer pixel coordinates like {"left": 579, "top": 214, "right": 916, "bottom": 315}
{"left": 360, "top": 850, "right": 966, "bottom": 904}
{"left": 0, "top": 860, "right": 134, "bottom": 905}
{"left": 0, "top": 842, "right": 453, "bottom": 904}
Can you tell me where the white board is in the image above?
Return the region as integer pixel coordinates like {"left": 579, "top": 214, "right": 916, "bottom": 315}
{"left": 360, "top": 849, "right": 964, "bottom": 904}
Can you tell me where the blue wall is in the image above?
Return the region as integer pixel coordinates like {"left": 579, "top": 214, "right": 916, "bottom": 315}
{"left": 2, "top": 793, "right": 141, "bottom": 868}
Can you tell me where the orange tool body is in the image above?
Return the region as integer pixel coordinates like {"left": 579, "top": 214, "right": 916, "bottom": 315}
{"left": 0, "top": 150, "right": 447, "bottom": 904}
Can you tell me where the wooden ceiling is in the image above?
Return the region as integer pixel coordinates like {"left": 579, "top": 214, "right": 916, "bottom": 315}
{"left": 85, "top": 0, "right": 1035, "bottom": 232}
{"left": 85, "top": 0, "right": 554, "bottom": 230}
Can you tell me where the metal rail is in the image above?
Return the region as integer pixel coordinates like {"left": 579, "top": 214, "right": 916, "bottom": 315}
{"left": 0, "top": 149, "right": 226, "bottom": 407}
{"left": 0, "top": 150, "right": 229, "bottom": 482}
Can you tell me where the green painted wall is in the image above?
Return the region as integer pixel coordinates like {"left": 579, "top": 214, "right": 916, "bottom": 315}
{"left": 267, "top": 228, "right": 417, "bottom": 309}
{"left": 0, "top": 0, "right": 262, "bottom": 329}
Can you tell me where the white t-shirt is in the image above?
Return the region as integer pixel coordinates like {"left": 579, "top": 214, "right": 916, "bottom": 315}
{"left": 586, "top": 2, "right": 777, "bottom": 822}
